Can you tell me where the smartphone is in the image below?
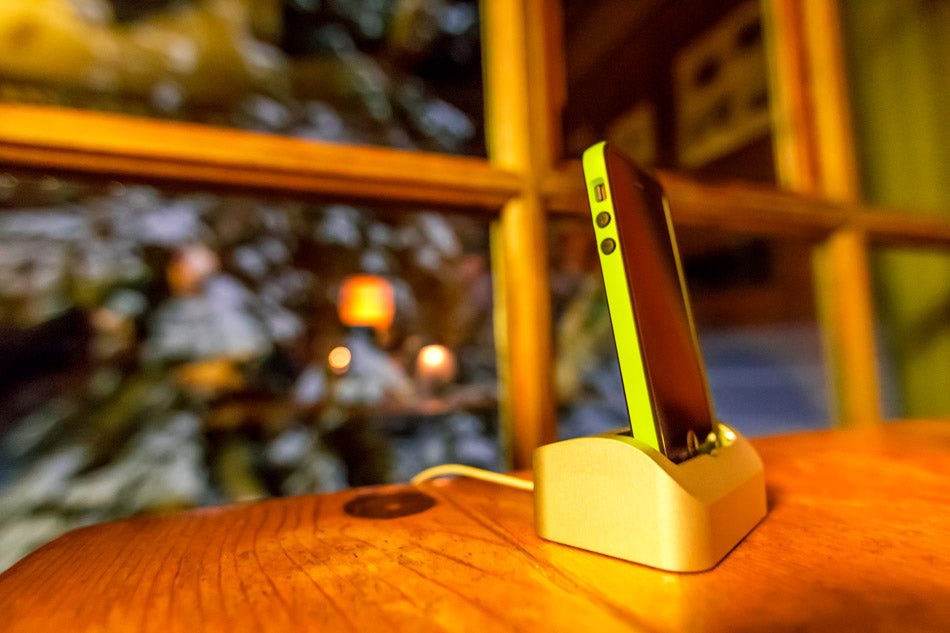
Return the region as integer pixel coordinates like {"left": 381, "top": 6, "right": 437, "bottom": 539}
{"left": 582, "top": 141, "right": 717, "bottom": 462}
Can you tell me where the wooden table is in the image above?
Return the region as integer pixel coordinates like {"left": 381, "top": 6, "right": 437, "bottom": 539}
{"left": 2, "top": 421, "right": 949, "bottom": 632}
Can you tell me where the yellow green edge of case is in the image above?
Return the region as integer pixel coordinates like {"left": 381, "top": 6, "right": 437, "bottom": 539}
{"left": 581, "top": 142, "right": 661, "bottom": 452}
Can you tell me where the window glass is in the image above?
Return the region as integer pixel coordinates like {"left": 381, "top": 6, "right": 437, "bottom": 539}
{"left": 872, "top": 247, "right": 950, "bottom": 418}
{"left": 0, "top": 170, "right": 499, "bottom": 571}
{"left": 561, "top": 0, "right": 775, "bottom": 183}
{"left": 842, "top": 2, "right": 950, "bottom": 417}
{"left": 0, "top": 0, "right": 484, "bottom": 155}
{"left": 550, "top": 218, "right": 830, "bottom": 440}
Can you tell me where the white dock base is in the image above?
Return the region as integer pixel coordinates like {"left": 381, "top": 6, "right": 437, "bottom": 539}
{"left": 533, "top": 425, "right": 766, "bottom": 572}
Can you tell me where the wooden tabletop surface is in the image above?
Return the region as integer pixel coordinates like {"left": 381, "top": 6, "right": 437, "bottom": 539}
{"left": 2, "top": 420, "right": 949, "bottom": 632}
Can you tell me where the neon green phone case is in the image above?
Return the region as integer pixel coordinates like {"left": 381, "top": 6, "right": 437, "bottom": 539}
{"left": 582, "top": 142, "right": 716, "bottom": 459}
{"left": 582, "top": 142, "right": 661, "bottom": 451}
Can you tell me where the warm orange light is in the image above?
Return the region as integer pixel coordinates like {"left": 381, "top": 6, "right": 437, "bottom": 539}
{"left": 420, "top": 344, "right": 448, "bottom": 367}
{"left": 416, "top": 344, "right": 456, "bottom": 383}
{"left": 174, "top": 359, "right": 244, "bottom": 394}
{"left": 337, "top": 275, "right": 395, "bottom": 331}
{"left": 328, "top": 346, "right": 352, "bottom": 374}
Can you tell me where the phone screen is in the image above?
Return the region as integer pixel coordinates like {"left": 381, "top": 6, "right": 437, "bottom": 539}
{"left": 602, "top": 145, "right": 714, "bottom": 460}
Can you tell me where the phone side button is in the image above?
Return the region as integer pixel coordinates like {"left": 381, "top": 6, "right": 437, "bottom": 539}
{"left": 600, "top": 238, "right": 617, "bottom": 254}
{"left": 596, "top": 212, "right": 612, "bottom": 228}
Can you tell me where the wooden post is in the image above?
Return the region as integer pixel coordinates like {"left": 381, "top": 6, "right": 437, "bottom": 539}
{"left": 482, "top": 0, "right": 564, "bottom": 467}
{"left": 763, "top": 0, "right": 882, "bottom": 426}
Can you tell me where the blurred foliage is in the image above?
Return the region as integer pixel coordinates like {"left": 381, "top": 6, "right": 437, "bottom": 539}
{"left": 0, "top": 0, "right": 483, "bottom": 154}
{"left": 0, "top": 173, "right": 500, "bottom": 571}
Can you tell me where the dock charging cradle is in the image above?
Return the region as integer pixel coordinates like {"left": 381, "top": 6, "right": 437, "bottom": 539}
{"left": 533, "top": 424, "right": 766, "bottom": 572}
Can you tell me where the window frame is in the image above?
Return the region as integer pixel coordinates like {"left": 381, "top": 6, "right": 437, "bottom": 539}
{"left": 1, "top": 0, "right": 950, "bottom": 468}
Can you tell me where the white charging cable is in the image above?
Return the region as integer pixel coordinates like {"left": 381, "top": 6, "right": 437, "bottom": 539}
{"left": 411, "top": 464, "right": 534, "bottom": 491}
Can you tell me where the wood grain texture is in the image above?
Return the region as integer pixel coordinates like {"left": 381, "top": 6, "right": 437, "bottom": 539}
{"left": 0, "top": 104, "right": 520, "bottom": 210}
{"left": 2, "top": 421, "right": 949, "bottom": 632}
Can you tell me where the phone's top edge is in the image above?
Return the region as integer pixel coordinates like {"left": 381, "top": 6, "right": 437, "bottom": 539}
{"left": 581, "top": 141, "right": 608, "bottom": 172}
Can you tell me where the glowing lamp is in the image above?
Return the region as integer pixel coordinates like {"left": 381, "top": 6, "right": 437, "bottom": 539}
{"left": 416, "top": 344, "right": 456, "bottom": 384}
{"left": 328, "top": 346, "right": 352, "bottom": 374}
{"left": 337, "top": 275, "right": 395, "bottom": 332}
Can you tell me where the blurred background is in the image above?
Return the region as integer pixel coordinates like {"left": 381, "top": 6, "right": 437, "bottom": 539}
{"left": 0, "top": 0, "right": 948, "bottom": 571}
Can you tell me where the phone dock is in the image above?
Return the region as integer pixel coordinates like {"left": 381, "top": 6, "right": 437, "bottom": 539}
{"left": 533, "top": 424, "right": 766, "bottom": 572}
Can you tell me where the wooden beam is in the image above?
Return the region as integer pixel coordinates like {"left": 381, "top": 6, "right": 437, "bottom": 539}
{"left": 545, "top": 161, "right": 847, "bottom": 237}
{"left": 545, "top": 160, "right": 950, "bottom": 246}
{"left": 859, "top": 212, "right": 950, "bottom": 249}
{"left": 0, "top": 104, "right": 520, "bottom": 210}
